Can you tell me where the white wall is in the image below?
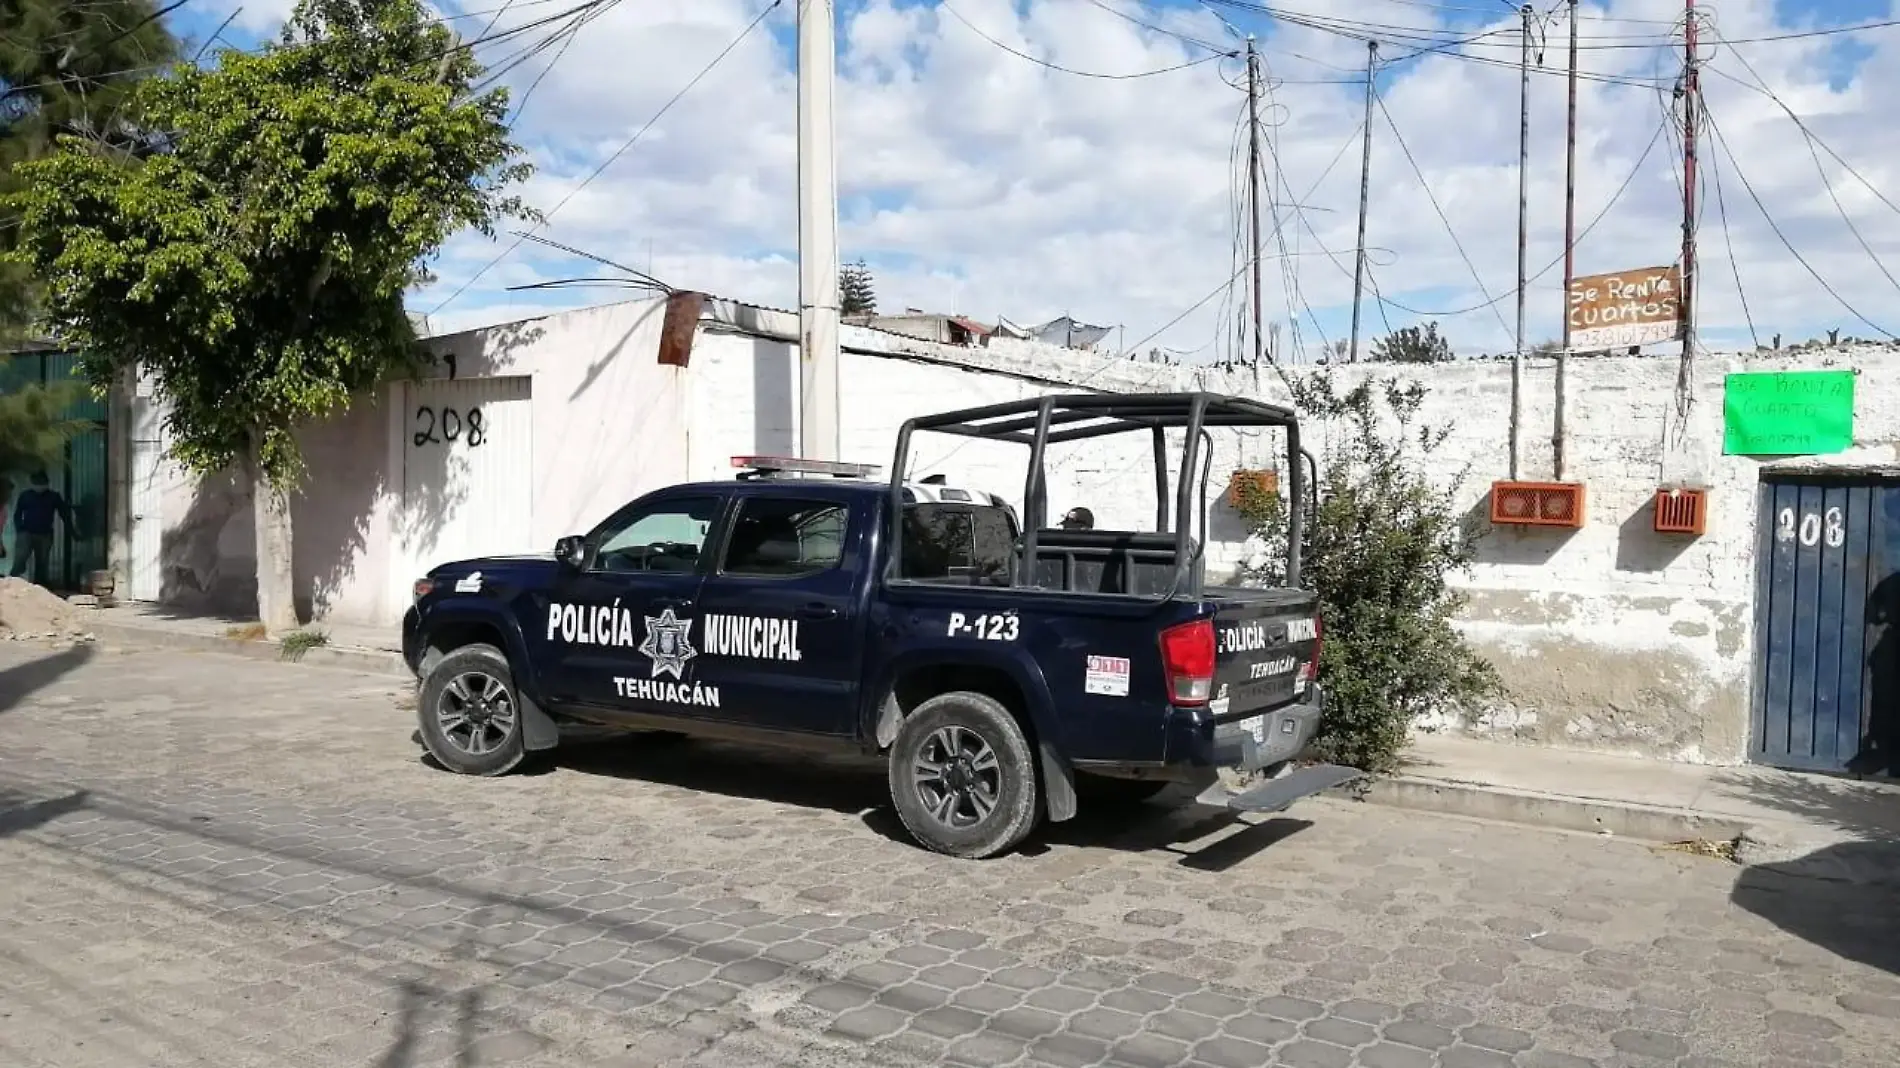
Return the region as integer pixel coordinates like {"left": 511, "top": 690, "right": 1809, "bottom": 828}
{"left": 148, "top": 297, "right": 693, "bottom": 629}
{"left": 143, "top": 289, "right": 1898, "bottom": 765}
{"left": 688, "top": 309, "right": 1897, "bottom": 766}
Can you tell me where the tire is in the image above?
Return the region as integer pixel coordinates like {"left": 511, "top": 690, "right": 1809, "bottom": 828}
{"left": 888, "top": 691, "right": 1041, "bottom": 859}
{"left": 1074, "top": 773, "right": 1172, "bottom": 807}
{"left": 417, "top": 643, "right": 526, "bottom": 777}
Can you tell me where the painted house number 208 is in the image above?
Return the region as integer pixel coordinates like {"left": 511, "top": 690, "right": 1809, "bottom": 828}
{"left": 1777, "top": 506, "right": 1845, "bottom": 549}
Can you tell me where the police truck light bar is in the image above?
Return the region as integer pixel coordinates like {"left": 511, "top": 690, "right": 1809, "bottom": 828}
{"left": 731, "top": 455, "right": 881, "bottom": 479}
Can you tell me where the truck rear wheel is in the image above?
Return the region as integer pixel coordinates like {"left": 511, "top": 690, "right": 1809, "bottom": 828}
{"left": 889, "top": 691, "right": 1040, "bottom": 859}
{"left": 417, "top": 643, "right": 526, "bottom": 777}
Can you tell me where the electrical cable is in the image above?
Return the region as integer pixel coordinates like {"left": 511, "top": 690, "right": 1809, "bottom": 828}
{"left": 1079, "top": 0, "right": 1235, "bottom": 56}
{"left": 1372, "top": 88, "right": 1513, "bottom": 339}
{"left": 1702, "top": 45, "right": 1900, "bottom": 232}
{"left": 1703, "top": 135, "right": 1759, "bottom": 350}
{"left": 427, "top": 0, "right": 781, "bottom": 316}
{"left": 939, "top": 2, "right": 1227, "bottom": 79}
{"left": 1112, "top": 116, "right": 1368, "bottom": 363}
{"left": 1700, "top": 96, "right": 1897, "bottom": 340}
{"left": 1371, "top": 112, "right": 1667, "bottom": 318}
{"left": 1698, "top": 65, "right": 1900, "bottom": 227}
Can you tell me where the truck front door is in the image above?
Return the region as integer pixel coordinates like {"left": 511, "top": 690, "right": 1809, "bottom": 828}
{"left": 689, "top": 491, "right": 865, "bottom": 737}
{"left": 539, "top": 492, "right": 729, "bottom": 719}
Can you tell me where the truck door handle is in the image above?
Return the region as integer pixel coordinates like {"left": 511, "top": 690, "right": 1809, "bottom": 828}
{"left": 796, "top": 603, "right": 839, "bottom": 621}
{"left": 653, "top": 597, "right": 694, "bottom": 611}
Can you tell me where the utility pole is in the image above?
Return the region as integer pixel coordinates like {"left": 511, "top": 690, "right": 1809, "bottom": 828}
{"left": 1245, "top": 37, "right": 1265, "bottom": 367}
{"left": 1556, "top": 0, "right": 1577, "bottom": 480}
{"left": 797, "top": 0, "right": 841, "bottom": 461}
{"left": 1348, "top": 40, "right": 1377, "bottom": 365}
{"left": 1681, "top": 0, "right": 1698, "bottom": 374}
{"left": 1509, "top": 3, "right": 1531, "bottom": 480}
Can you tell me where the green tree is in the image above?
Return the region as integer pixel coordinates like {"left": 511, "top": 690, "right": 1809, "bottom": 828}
{"left": 1370, "top": 322, "right": 1454, "bottom": 364}
{"left": 9, "top": 0, "right": 531, "bottom": 631}
{"left": 841, "top": 259, "right": 877, "bottom": 316}
{"left": 0, "top": 1, "right": 180, "bottom": 338}
{"left": 1233, "top": 373, "right": 1497, "bottom": 771}
{"left": 0, "top": 379, "right": 92, "bottom": 475}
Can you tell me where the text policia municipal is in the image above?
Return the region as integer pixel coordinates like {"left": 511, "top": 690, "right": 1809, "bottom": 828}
{"left": 546, "top": 603, "right": 804, "bottom": 662}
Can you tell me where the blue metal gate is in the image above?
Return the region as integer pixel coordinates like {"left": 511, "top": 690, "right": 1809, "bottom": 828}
{"left": 1752, "top": 472, "right": 1900, "bottom": 773}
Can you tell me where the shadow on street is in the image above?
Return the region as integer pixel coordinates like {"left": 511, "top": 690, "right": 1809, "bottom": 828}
{"left": 0, "top": 786, "right": 91, "bottom": 839}
{"left": 1731, "top": 839, "right": 1900, "bottom": 975}
{"left": 0, "top": 643, "right": 95, "bottom": 717}
{"left": 549, "top": 732, "right": 1309, "bottom": 868}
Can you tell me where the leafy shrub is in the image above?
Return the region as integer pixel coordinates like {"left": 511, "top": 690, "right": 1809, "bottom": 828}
{"left": 1234, "top": 372, "right": 1497, "bottom": 772}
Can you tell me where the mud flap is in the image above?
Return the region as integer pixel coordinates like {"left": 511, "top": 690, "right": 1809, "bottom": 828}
{"left": 1196, "top": 763, "right": 1361, "bottom": 814}
{"left": 520, "top": 693, "right": 561, "bottom": 752}
{"left": 1039, "top": 741, "right": 1077, "bottom": 823}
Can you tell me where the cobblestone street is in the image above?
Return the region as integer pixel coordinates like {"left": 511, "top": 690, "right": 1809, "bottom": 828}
{"left": 2, "top": 641, "right": 1898, "bottom": 1068}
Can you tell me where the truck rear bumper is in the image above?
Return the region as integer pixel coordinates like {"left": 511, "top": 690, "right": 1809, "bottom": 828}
{"left": 1178, "top": 685, "right": 1324, "bottom": 773}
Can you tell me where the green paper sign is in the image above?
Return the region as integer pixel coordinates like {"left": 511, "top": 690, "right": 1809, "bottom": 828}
{"left": 1723, "top": 370, "right": 1856, "bottom": 456}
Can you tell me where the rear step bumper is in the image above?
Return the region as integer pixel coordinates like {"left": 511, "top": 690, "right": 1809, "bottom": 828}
{"left": 1195, "top": 763, "right": 1363, "bottom": 813}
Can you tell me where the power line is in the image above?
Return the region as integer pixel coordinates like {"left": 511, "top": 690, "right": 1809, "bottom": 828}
{"left": 1372, "top": 113, "right": 1668, "bottom": 319}
{"left": 1079, "top": 0, "right": 1234, "bottom": 55}
{"left": 1699, "top": 59, "right": 1900, "bottom": 223}
{"left": 0, "top": 0, "right": 616, "bottom": 99}
{"left": 427, "top": 0, "right": 782, "bottom": 316}
{"left": 1703, "top": 137, "right": 1758, "bottom": 350}
{"left": 1699, "top": 95, "right": 1896, "bottom": 340}
{"left": 1704, "top": 44, "right": 1900, "bottom": 304}
{"left": 1372, "top": 88, "right": 1513, "bottom": 340}
{"left": 939, "top": 2, "right": 1229, "bottom": 78}
{"left": 1114, "top": 115, "right": 1367, "bottom": 361}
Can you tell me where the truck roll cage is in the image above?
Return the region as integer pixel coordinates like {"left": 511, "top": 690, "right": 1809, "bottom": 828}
{"left": 889, "top": 392, "right": 1310, "bottom": 600}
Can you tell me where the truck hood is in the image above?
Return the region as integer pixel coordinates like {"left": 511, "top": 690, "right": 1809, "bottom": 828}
{"left": 426, "top": 555, "right": 558, "bottom": 586}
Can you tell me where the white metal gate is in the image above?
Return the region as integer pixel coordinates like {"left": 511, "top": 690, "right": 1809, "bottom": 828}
{"left": 127, "top": 380, "right": 165, "bottom": 601}
{"left": 395, "top": 376, "right": 534, "bottom": 585}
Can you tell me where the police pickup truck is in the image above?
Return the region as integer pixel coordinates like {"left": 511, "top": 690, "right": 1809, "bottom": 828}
{"left": 402, "top": 392, "right": 1356, "bottom": 858}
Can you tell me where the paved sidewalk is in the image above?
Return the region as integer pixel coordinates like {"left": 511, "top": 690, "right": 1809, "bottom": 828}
{"left": 78, "top": 601, "right": 406, "bottom": 675}
{"left": 1386, "top": 734, "right": 1900, "bottom": 877}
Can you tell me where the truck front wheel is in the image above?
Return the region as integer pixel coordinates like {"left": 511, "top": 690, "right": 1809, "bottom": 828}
{"left": 889, "top": 691, "right": 1040, "bottom": 859}
{"left": 417, "top": 643, "right": 527, "bottom": 777}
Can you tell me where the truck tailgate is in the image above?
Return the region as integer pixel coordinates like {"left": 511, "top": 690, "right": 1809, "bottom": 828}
{"left": 1208, "top": 589, "right": 1320, "bottom": 720}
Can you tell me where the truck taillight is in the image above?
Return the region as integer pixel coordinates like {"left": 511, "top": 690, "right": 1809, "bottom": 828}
{"left": 1298, "top": 615, "right": 1323, "bottom": 686}
{"left": 1158, "top": 618, "right": 1216, "bottom": 706}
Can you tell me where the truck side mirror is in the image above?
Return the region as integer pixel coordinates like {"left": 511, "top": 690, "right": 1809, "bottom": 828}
{"left": 554, "top": 535, "right": 587, "bottom": 571}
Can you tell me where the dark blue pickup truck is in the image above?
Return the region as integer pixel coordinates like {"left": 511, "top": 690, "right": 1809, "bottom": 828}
{"left": 402, "top": 393, "right": 1355, "bottom": 858}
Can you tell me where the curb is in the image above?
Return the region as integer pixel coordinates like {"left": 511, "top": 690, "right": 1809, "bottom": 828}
{"left": 1340, "top": 774, "right": 1751, "bottom": 844}
{"left": 85, "top": 620, "right": 410, "bottom": 679}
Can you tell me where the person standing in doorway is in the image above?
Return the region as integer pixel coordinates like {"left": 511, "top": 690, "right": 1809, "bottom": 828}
{"left": 10, "top": 471, "right": 71, "bottom": 587}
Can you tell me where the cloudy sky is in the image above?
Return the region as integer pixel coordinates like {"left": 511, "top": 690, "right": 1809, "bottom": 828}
{"left": 168, "top": 0, "right": 1900, "bottom": 362}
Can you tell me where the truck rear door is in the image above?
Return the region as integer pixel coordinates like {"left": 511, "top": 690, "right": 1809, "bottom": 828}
{"left": 688, "top": 488, "right": 867, "bottom": 737}
{"left": 1207, "top": 589, "right": 1321, "bottom": 721}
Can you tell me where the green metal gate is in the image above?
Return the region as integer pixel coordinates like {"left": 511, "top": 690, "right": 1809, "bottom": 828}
{"left": 0, "top": 350, "right": 108, "bottom": 591}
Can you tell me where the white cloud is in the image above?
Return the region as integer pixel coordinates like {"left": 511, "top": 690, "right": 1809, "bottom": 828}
{"left": 337, "top": 0, "right": 1900, "bottom": 359}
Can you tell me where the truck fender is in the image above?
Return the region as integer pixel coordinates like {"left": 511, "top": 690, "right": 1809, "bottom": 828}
{"left": 416, "top": 601, "right": 550, "bottom": 711}
{"left": 868, "top": 649, "right": 1076, "bottom": 822}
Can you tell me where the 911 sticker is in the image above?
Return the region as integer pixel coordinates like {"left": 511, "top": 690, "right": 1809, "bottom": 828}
{"left": 1084, "top": 655, "right": 1130, "bottom": 697}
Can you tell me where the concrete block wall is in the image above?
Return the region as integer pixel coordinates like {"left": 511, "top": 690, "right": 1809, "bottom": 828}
{"left": 690, "top": 309, "right": 1893, "bottom": 766}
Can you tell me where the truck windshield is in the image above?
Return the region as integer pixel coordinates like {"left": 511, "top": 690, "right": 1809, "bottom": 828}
{"left": 901, "top": 504, "right": 1016, "bottom": 586}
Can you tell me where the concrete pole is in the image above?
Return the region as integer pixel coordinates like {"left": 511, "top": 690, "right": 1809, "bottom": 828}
{"left": 1348, "top": 40, "right": 1376, "bottom": 365}
{"left": 798, "top": 0, "right": 841, "bottom": 461}
{"left": 1245, "top": 38, "right": 1264, "bottom": 368}
{"left": 1509, "top": 3, "right": 1531, "bottom": 481}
